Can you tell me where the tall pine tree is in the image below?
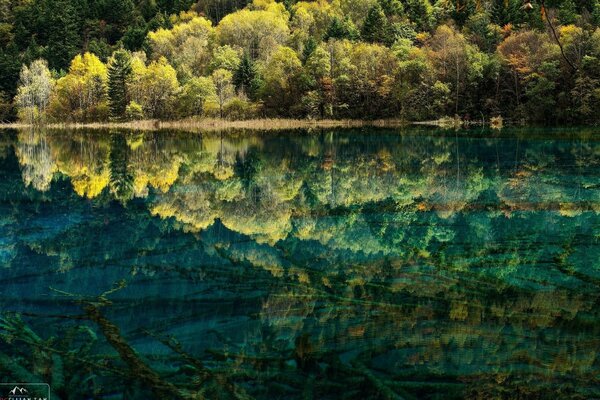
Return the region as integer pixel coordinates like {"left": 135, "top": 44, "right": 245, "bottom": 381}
{"left": 45, "top": 0, "right": 81, "bottom": 70}
{"left": 108, "top": 50, "right": 132, "bottom": 120}
{"left": 233, "top": 52, "right": 259, "bottom": 100}
{"left": 361, "top": 3, "right": 390, "bottom": 44}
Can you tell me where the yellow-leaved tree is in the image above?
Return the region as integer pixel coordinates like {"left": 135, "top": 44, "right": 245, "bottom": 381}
{"left": 128, "top": 55, "right": 180, "bottom": 119}
{"left": 217, "top": 0, "right": 290, "bottom": 60}
{"left": 49, "top": 52, "right": 109, "bottom": 122}
{"left": 147, "top": 11, "right": 215, "bottom": 82}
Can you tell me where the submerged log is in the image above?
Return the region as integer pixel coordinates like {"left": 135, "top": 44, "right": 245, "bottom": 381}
{"left": 83, "top": 303, "right": 188, "bottom": 398}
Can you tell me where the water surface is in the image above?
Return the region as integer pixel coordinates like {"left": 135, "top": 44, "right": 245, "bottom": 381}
{"left": 0, "top": 127, "right": 599, "bottom": 399}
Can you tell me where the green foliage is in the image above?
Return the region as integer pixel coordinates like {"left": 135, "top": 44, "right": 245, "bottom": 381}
{"left": 491, "top": 0, "right": 527, "bottom": 26}
{"left": 212, "top": 68, "right": 235, "bottom": 118}
{"left": 109, "top": 132, "right": 134, "bottom": 202}
{"left": 223, "top": 96, "right": 259, "bottom": 119}
{"left": 258, "top": 46, "right": 303, "bottom": 115}
{"left": 125, "top": 100, "right": 144, "bottom": 120}
{"left": 558, "top": 0, "right": 578, "bottom": 25}
{"left": 594, "top": 1, "right": 600, "bottom": 26}
{"left": 209, "top": 45, "right": 241, "bottom": 73}
{"left": 44, "top": 0, "right": 81, "bottom": 70}
{"left": 179, "top": 76, "right": 217, "bottom": 117}
{"left": 233, "top": 52, "right": 260, "bottom": 99}
{"left": 325, "top": 16, "right": 360, "bottom": 41}
{"left": 3, "top": 0, "right": 600, "bottom": 124}
{"left": 403, "top": 0, "right": 435, "bottom": 31}
{"left": 128, "top": 55, "right": 180, "bottom": 119}
{"left": 108, "top": 50, "right": 133, "bottom": 120}
{"left": 361, "top": 3, "right": 391, "bottom": 45}
{"left": 379, "top": 0, "right": 403, "bottom": 17}
{"left": 0, "top": 91, "right": 13, "bottom": 121}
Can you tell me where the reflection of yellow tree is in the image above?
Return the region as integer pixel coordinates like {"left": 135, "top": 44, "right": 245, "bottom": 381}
{"left": 49, "top": 133, "right": 111, "bottom": 198}
{"left": 13, "top": 129, "right": 600, "bottom": 279}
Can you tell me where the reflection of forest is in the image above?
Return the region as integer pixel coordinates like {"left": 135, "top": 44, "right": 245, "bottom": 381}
{"left": 0, "top": 128, "right": 599, "bottom": 399}
{"left": 13, "top": 128, "right": 600, "bottom": 236}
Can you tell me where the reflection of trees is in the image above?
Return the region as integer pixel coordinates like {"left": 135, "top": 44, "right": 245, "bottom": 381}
{"left": 109, "top": 132, "right": 134, "bottom": 203}
{"left": 3, "top": 127, "right": 600, "bottom": 399}
{"left": 12, "top": 128, "right": 600, "bottom": 258}
{"left": 50, "top": 131, "right": 111, "bottom": 198}
{"left": 14, "top": 130, "right": 55, "bottom": 191}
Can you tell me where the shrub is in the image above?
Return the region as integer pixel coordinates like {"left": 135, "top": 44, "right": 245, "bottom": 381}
{"left": 126, "top": 101, "right": 144, "bottom": 120}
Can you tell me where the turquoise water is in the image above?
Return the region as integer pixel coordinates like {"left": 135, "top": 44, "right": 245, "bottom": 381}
{"left": 0, "top": 127, "right": 599, "bottom": 399}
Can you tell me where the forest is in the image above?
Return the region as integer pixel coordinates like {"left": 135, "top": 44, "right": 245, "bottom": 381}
{"left": 2, "top": 0, "right": 600, "bottom": 124}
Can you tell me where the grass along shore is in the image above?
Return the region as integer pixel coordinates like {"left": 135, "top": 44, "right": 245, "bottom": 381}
{"left": 0, "top": 118, "right": 410, "bottom": 132}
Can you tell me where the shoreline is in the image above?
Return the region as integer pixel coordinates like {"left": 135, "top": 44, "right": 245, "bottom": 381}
{"left": 0, "top": 118, "right": 411, "bottom": 132}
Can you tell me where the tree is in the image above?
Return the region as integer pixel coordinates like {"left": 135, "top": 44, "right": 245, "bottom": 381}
{"left": 99, "top": 0, "right": 136, "bottom": 43}
{"left": 147, "top": 12, "right": 215, "bottom": 81}
{"left": 379, "top": 0, "right": 403, "bottom": 18}
{"left": 258, "top": 46, "right": 303, "bottom": 115}
{"left": 212, "top": 68, "right": 234, "bottom": 118}
{"left": 289, "top": 0, "right": 337, "bottom": 49}
{"left": 44, "top": 0, "right": 81, "bottom": 71}
{"left": 217, "top": 1, "right": 290, "bottom": 59}
{"left": 427, "top": 25, "right": 484, "bottom": 115}
{"left": 404, "top": 0, "right": 435, "bottom": 31}
{"left": 15, "top": 59, "right": 54, "bottom": 123}
{"left": 233, "top": 52, "right": 259, "bottom": 98}
{"left": 108, "top": 50, "right": 133, "bottom": 120}
{"left": 559, "top": 25, "right": 587, "bottom": 69}
{"left": 497, "top": 30, "right": 559, "bottom": 110}
{"left": 361, "top": 3, "right": 390, "bottom": 45}
{"left": 303, "top": 45, "right": 332, "bottom": 117}
{"left": 345, "top": 42, "right": 398, "bottom": 116}
{"left": 179, "top": 76, "right": 217, "bottom": 116}
{"left": 325, "top": 16, "right": 360, "bottom": 41}
{"left": 130, "top": 56, "right": 180, "bottom": 119}
{"left": 209, "top": 45, "right": 241, "bottom": 72}
{"left": 0, "top": 44, "right": 21, "bottom": 99}
{"left": 338, "top": 0, "right": 378, "bottom": 28}
{"left": 50, "top": 52, "right": 109, "bottom": 122}
{"left": 558, "top": 0, "right": 578, "bottom": 25}
{"left": 593, "top": 1, "right": 600, "bottom": 26}
{"left": 109, "top": 132, "right": 134, "bottom": 203}
{"left": 491, "top": 0, "right": 526, "bottom": 26}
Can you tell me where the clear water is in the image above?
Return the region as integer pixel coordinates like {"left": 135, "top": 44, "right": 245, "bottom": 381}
{"left": 0, "top": 127, "right": 599, "bottom": 399}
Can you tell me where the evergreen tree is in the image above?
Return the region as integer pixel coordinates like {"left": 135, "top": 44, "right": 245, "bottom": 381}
{"left": 558, "top": 0, "right": 578, "bottom": 25}
{"left": 233, "top": 52, "right": 258, "bottom": 99}
{"left": 491, "top": 0, "right": 526, "bottom": 26}
{"left": 362, "top": 3, "right": 390, "bottom": 44}
{"left": 45, "top": 0, "right": 81, "bottom": 70}
{"left": 325, "top": 16, "right": 360, "bottom": 41}
{"left": 100, "top": 0, "right": 136, "bottom": 43}
{"left": 404, "top": 0, "right": 434, "bottom": 31}
{"left": 302, "top": 37, "right": 317, "bottom": 63}
{"left": 0, "top": 44, "right": 21, "bottom": 97}
{"left": 109, "top": 132, "right": 134, "bottom": 203}
{"left": 379, "top": 0, "right": 403, "bottom": 17}
{"left": 593, "top": 0, "right": 600, "bottom": 26}
{"left": 108, "top": 50, "right": 132, "bottom": 120}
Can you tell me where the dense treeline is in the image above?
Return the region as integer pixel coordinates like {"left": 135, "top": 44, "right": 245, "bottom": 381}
{"left": 4, "top": 0, "right": 600, "bottom": 124}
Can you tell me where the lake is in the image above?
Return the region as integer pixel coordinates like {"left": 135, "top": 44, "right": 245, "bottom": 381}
{"left": 0, "top": 127, "right": 598, "bottom": 399}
